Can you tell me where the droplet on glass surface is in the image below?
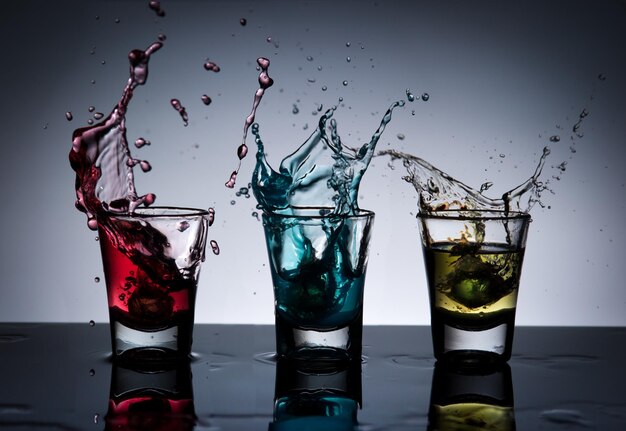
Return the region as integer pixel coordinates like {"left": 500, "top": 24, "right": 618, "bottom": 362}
{"left": 177, "top": 220, "right": 190, "bottom": 232}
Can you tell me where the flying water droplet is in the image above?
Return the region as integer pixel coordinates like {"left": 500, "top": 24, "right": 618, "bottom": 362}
{"left": 421, "top": 93, "right": 429, "bottom": 101}
{"left": 227, "top": 57, "right": 273, "bottom": 188}
{"left": 134, "top": 137, "right": 150, "bottom": 148}
{"left": 240, "top": 18, "right": 247, "bottom": 26}
{"left": 480, "top": 182, "right": 493, "bottom": 193}
{"left": 549, "top": 135, "right": 560, "bottom": 142}
{"left": 210, "top": 240, "right": 220, "bottom": 255}
{"left": 598, "top": 73, "right": 606, "bottom": 81}
{"left": 406, "top": 89, "right": 416, "bottom": 102}
{"left": 88, "top": 106, "right": 95, "bottom": 112}
{"left": 225, "top": 171, "right": 237, "bottom": 188}
{"left": 237, "top": 143, "right": 248, "bottom": 159}
{"left": 201, "top": 94, "right": 212, "bottom": 105}
{"left": 158, "top": 33, "right": 166, "bottom": 42}
{"left": 321, "top": 85, "right": 327, "bottom": 91}
{"left": 170, "top": 98, "right": 189, "bottom": 126}
{"left": 306, "top": 55, "right": 313, "bottom": 61}
{"left": 93, "top": 112, "right": 104, "bottom": 120}
{"left": 148, "top": 1, "right": 165, "bottom": 17}
{"left": 203, "top": 61, "right": 221, "bottom": 72}
{"left": 292, "top": 104, "right": 299, "bottom": 114}
{"left": 342, "top": 80, "right": 348, "bottom": 86}
{"left": 397, "top": 133, "right": 405, "bottom": 140}
{"left": 89, "top": 369, "right": 95, "bottom": 376}
{"left": 89, "top": 320, "right": 95, "bottom": 327}
{"left": 208, "top": 207, "right": 215, "bottom": 226}
{"left": 65, "top": 111, "right": 73, "bottom": 121}
{"left": 94, "top": 276, "right": 100, "bottom": 283}
{"left": 346, "top": 56, "right": 351, "bottom": 62}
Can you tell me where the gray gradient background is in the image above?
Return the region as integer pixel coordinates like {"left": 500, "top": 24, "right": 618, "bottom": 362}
{"left": 0, "top": 0, "right": 624, "bottom": 326}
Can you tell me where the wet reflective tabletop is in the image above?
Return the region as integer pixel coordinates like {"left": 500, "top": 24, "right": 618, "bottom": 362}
{"left": 1, "top": 324, "right": 625, "bottom": 430}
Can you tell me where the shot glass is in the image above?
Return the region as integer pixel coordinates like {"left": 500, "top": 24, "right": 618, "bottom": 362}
{"left": 417, "top": 210, "right": 530, "bottom": 364}
{"left": 97, "top": 206, "right": 209, "bottom": 362}
{"left": 262, "top": 207, "right": 375, "bottom": 364}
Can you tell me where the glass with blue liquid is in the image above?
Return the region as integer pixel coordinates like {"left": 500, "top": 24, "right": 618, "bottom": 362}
{"left": 262, "top": 207, "right": 374, "bottom": 364}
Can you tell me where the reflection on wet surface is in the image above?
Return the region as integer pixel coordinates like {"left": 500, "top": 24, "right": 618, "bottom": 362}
{"left": 0, "top": 324, "right": 624, "bottom": 430}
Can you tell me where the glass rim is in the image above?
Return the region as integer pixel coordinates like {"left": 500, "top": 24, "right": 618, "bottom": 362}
{"left": 417, "top": 209, "right": 531, "bottom": 221}
{"left": 263, "top": 206, "right": 375, "bottom": 220}
{"left": 103, "top": 206, "right": 210, "bottom": 220}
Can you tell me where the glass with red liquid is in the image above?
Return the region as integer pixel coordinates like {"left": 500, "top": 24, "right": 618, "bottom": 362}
{"left": 97, "top": 207, "right": 209, "bottom": 362}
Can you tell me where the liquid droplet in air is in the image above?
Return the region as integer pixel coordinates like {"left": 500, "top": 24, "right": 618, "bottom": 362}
{"left": 94, "top": 277, "right": 100, "bottom": 283}
{"left": 421, "top": 93, "right": 430, "bottom": 101}
{"left": 204, "top": 61, "right": 221, "bottom": 72}
{"left": 342, "top": 80, "right": 348, "bottom": 86}
{"left": 240, "top": 18, "right": 247, "bottom": 26}
{"left": 208, "top": 207, "right": 215, "bottom": 226}
{"left": 479, "top": 182, "right": 493, "bottom": 193}
{"left": 148, "top": 1, "right": 166, "bottom": 17}
{"left": 170, "top": 98, "right": 189, "bottom": 126}
{"left": 226, "top": 57, "right": 273, "bottom": 188}
{"left": 201, "top": 95, "right": 212, "bottom": 105}
{"left": 89, "top": 320, "right": 95, "bottom": 327}
{"left": 406, "top": 89, "right": 416, "bottom": 102}
{"left": 89, "top": 369, "right": 95, "bottom": 376}
{"left": 66, "top": 111, "right": 73, "bottom": 121}
{"left": 292, "top": 104, "right": 299, "bottom": 114}
{"left": 134, "top": 137, "right": 150, "bottom": 148}
{"left": 210, "top": 240, "right": 220, "bottom": 255}
{"left": 549, "top": 135, "right": 560, "bottom": 142}
{"left": 93, "top": 112, "right": 104, "bottom": 120}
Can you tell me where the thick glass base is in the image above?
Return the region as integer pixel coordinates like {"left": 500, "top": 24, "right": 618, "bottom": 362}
{"left": 111, "top": 320, "right": 193, "bottom": 363}
{"left": 275, "top": 311, "right": 362, "bottom": 368}
{"left": 432, "top": 321, "right": 515, "bottom": 366}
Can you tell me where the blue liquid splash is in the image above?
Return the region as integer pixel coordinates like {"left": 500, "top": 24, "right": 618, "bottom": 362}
{"left": 251, "top": 101, "right": 405, "bottom": 215}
